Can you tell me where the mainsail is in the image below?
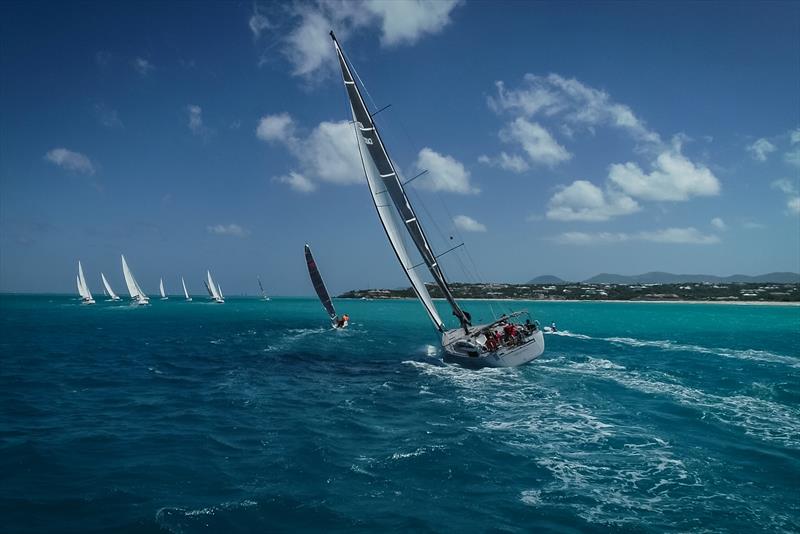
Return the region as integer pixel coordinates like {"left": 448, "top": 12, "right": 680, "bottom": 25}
{"left": 159, "top": 278, "right": 167, "bottom": 299}
{"left": 304, "top": 244, "right": 337, "bottom": 321}
{"left": 258, "top": 276, "right": 268, "bottom": 299}
{"left": 330, "top": 32, "right": 466, "bottom": 332}
{"left": 121, "top": 255, "right": 148, "bottom": 301}
{"left": 78, "top": 261, "right": 93, "bottom": 302}
{"left": 101, "top": 272, "right": 119, "bottom": 300}
{"left": 206, "top": 270, "right": 223, "bottom": 302}
{"left": 181, "top": 277, "right": 191, "bottom": 300}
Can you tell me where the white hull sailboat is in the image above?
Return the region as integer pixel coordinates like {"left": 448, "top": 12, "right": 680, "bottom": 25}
{"left": 181, "top": 277, "right": 192, "bottom": 301}
{"left": 305, "top": 244, "right": 347, "bottom": 328}
{"left": 101, "top": 272, "right": 121, "bottom": 301}
{"left": 159, "top": 278, "right": 168, "bottom": 300}
{"left": 330, "top": 33, "right": 543, "bottom": 367}
{"left": 205, "top": 270, "right": 224, "bottom": 303}
{"left": 77, "top": 261, "right": 95, "bottom": 304}
{"left": 121, "top": 255, "right": 150, "bottom": 305}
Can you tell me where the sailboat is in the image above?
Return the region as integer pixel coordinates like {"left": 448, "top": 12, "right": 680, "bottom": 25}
{"left": 159, "top": 278, "right": 168, "bottom": 300}
{"left": 121, "top": 255, "right": 149, "bottom": 305}
{"left": 206, "top": 270, "right": 224, "bottom": 303}
{"left": 101, "top": 272, "right": 121, "bottom": 301}
{"left": 181, "top": 277, "right": 192, "bottom": 301}
{"left": 257, "top": 276, "right": 270, "bottom": 301}
{"left": 330, "top": 32, "right": 543, "bottom": 367}
{"left": 77, "top": 261, "right": 95, "bottom": 304}
{"left": 305, "top": 243, "right": 347, "bottom": 328}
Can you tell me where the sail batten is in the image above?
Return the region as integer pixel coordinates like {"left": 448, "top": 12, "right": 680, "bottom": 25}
{"left": 305, "top": 244, "right": 337, "bottom": 321}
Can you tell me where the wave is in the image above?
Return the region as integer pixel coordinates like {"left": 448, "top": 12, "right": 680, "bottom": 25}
{"left": 548, "top": 330, "right": 799, "bottom": 368}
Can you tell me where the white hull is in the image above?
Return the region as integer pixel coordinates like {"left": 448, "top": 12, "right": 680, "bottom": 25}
{"left": 441, "top": 326, "right": 544, "bottom": 368}
{"left": 82, "top": 298, "right": 96, "bottom": 305}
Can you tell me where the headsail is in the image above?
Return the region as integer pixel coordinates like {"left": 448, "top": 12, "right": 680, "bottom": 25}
{"left": 181, "top": 277, "right": 191, "bottom": 300}
{"left": 330, "top": 32, "right": 466, "bottom": 332}
{"left": 121, "top": 255, "right": 148, "bottom": 301}
{"left": 159, "top": 278, "right": 167, "bottom": 299}
{"left": 206, "top": 270, "right": 223, "bottom": 302}
{"left": 101, "top": 272, "right": 119, "bottom": 300}
{"left": 304, "top": 244, "right": 337, "bottom": 321}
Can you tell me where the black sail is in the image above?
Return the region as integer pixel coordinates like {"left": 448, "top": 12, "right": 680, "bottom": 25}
{"left": 305, "top": 244, "right": 337, "bottom": 320}
{"left": 330, "top": 32, "right": 468, "bottom": 329}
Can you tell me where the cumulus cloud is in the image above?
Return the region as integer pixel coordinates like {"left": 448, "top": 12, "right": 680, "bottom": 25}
{"left": 414, "top": 147, "right": 478, "bottom": 194}
{"left": 711, "top": 217, "right": 726, "bottom": 230}
{"left": 279, "top": 0, "right": 461, "bottom": 77}
{"left": 478, "top": 152, "right": 529, "bottom": 173}
{"left": 207, "top": 223, "right": 248, "bottom": 237}
{"left": 44, "top": 148, "right": 95, "bottom": 175}
{"left": 498, "top": 118, "right": 571, "bottom": 167}
{"left": 746, "top": 138, "right": 776, "bottom": 161}
{"left": 608, "top": 141, "right": 720, "bottom": 201}
{"left": 546, "top": 180, "right": 639, "bottom": 221}
{"left": 553, "top": 227, "right": 720, "bottom": 245}
{"left": 132, "top": 57, "right": 154, "bottom": 76}
{"left": 489, "top": 73, "right": 661, "bottom": 145}
{"left": 94, "top": 103, "right": 123, "bottom": 128}
{"left": 453, "top": 214, "right": 486, "bottom": 232}
{"left": 256, "top": 112, "right": 295, "bottom": 142}
{"left": 274, "top": 171, "right": 316, "bottom": 193}
{"left": 187, "top": 105, "right": 212, "bottom": 137}
{"left": 249, "top": 5, "right": 271, "bottom": 39}
{"left": 772, "top": 178, "right": 800, "bottom": 215}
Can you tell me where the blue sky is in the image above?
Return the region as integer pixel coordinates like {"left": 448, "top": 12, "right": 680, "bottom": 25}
{"left": 1, "top": 1, "right": 798, "bottom": 296}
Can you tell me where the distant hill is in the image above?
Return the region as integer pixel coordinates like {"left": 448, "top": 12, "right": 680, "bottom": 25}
{"left": 527, "top": 275, "right": 568, "bottom": 284}
{"left": 582, "top": 271, "right": 800, "bottom": 284}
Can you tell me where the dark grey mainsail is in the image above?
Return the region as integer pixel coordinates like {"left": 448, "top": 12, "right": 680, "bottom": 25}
{"left": 330, "top": 31, "right": 469, "bottom": 331}
{"left": 305, "top": 244, "right": 337, "bottom": 321}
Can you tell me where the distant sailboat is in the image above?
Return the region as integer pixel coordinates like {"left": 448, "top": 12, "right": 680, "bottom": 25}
{"left": 206, "top": 270, "right": 224, "bottom": 303}
{"left": 305, "top": 244, "right": 347, "bottom": 328}
{"left": 101, "top": 273, "right": 121, "bottom": 301}
{"left": 121, "top": 255, "right": 149, "bottom": 305}
{"left": 181, "top": 277, "right": 192, "bottom": 301}
{"left": 159, "top": 278, "right": 168, "bottom": 300}
{"left": 257, "top": 276, "right": 270, "bottom": 301}
{"left": 77, "top": 261, "right": 95, "bottom": 304}
{"left": 330, "top": 32, "right": 542, "bottom": 366}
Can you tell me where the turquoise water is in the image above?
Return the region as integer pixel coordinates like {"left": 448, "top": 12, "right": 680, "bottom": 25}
{"left": 1, "top": 295, "right": 798, "bottom": 532}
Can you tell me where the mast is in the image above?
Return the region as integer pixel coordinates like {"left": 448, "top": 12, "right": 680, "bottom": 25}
{"left": 329, "top": 32, "right": 469, "bottom": 332}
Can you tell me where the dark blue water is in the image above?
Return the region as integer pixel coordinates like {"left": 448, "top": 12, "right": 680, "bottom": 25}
{"left": 1, "top": 295, "right": 798, "bottom": 532}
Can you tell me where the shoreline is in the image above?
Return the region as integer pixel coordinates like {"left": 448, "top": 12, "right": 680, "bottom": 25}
{"left": 340, "top": 297, "right": 800, "bottom": 307}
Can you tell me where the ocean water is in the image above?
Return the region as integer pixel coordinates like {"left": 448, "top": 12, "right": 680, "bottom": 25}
{"left": 1, "top": 295, "right": 798, "bottom": 533}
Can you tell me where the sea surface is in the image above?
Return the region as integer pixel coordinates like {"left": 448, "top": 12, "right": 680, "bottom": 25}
{"left": 1, "top": 295, "right": 799, "bottom": 533}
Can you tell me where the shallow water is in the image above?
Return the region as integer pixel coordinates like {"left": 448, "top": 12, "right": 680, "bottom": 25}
{"left": 1, "top": 295, "right": 798, "bottom": 532}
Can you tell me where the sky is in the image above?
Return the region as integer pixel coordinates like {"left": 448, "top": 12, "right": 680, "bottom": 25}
{"left": 1, "top": 0, "right": 799, "bottom": 296}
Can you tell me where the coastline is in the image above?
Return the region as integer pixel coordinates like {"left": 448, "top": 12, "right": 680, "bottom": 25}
{"left": 340, "top": 297, "right": 800, "bottom": 307}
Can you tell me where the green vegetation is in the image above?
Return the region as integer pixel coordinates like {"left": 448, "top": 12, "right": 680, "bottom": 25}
{"left": 340, "top": 282, "right": 800, "bottom": 302}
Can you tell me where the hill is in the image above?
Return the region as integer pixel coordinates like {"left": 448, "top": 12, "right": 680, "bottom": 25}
{"left": 583, "top": 272, "right": 800, "bottom": 284}
{"left": 527, "top": 275, "right": 568, "bottom": 284}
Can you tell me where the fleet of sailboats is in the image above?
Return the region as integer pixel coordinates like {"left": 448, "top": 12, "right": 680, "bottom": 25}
{"left": 66, "top": 31, "right": 545, "bottom": 368}
{"left": 329, "top": 32, "right": 543, "bottom": 366}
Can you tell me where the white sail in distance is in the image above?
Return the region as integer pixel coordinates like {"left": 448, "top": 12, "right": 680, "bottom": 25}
{"left": 207, "top": 270, "right": 223, "bottom": 302}
{"left": 159, "top": 278, "right": 167, "bottom": 299}
{"left": 181, "top": 277, "right": 192, "bottom": 301}
{"left": 121, "top": 255, "right": 149, "bottom": 303}
{"left": 101, "top": 273, "right": 120, "bottom": 300}
{"left": 78, "top": 261, "right": 94, "bottom": 303}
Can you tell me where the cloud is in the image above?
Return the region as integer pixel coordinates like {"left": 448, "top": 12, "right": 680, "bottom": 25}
{"left": 772, "top": 178, "right": 800, "bottom": 215}
{"left": 453, "top": 214, "right": 486, "bottom": 232}
{"left": 256, "top": 112, "right": 295, "bottom": 142}
{"left": 274, "top": 171, "right": 316, "bottom": 193}
{"left": 279, "top": 0, "right": 461, "bottom": 77}
{"left": 710, "top": 217, "right": 726, "bottom": 230}
{"left": 608, "top": 141, "right": 720, "bottom": 201}
{"left": 489, "top": 73, "right": 661, "bottom": 145}
{"left": 207, "top": 223, "right": 248, "bottom": 237}
{"left": 249, "top": 5, "right": 271, "bottom": 39}
{"left": 94, "top": 103, "right": 123, "bottom": 128}
{"left": 132, "top": 57, "right": 154, "bottom": 76}
{"left": 546, "top": 180, "right": 639, "bottom": 221}
{"left": 786, "top": 128, "right": 800, "bottom": 168}
{"left": 553, "top": 227, "right": 720, "bottom": 245}
{"left": 742, "top": 220, "right": 765, "bottom": 230}
{"left": 414, "top": 147, "right": 478, "bottom": 194}
{"left": 44, "top": 148, "right": 95, "bottom": 175}
{"left": 478, "top": 152, "right": 529, "bottom": 173}
{"left": 746, "top": 138, "right": 776, "bottom": 161}
{"left": 187, "top": 105, "right": 212, "bottom": 137}
{"left": 498, "top": 118, "right": 571, "bottom": 167}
